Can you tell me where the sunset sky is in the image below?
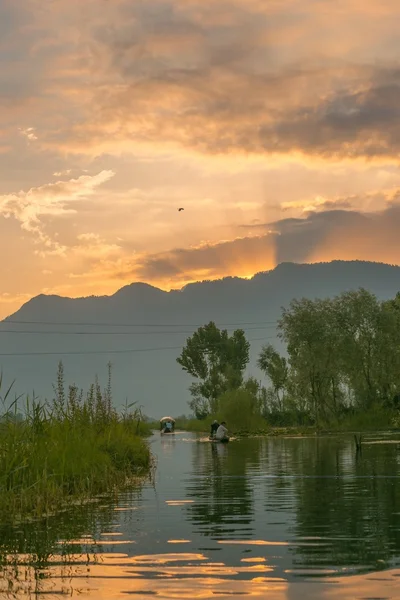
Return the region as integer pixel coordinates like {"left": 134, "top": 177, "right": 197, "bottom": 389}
{"left": 1, "top": 0, "right": 400, "bottom": 318}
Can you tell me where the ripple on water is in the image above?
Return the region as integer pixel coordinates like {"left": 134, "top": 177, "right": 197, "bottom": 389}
{"left": 2, "top": 432, "right": 400, "bottom": 598}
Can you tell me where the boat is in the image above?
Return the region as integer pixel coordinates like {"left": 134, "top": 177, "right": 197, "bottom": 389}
{"left": 208, "top": 436, "right": 230, "bottom": 444}
{"left": 160, "top": 416, "right": 175, "bottom": 434}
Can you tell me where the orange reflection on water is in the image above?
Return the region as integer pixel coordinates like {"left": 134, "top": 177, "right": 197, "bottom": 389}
{"left": 218, "top": 539, "right": 289, "bottom": 546}
{"left": 2, "top": 552, "right": 400, "bottom": 600}
{"left": 218, "top": 539, "right": 331, "bottom": 548}
{"left": 241, "top": 557, "right": 267, "bottom": 563}
{"left": 0, "top": 553, "right": 286, "bottom": 599}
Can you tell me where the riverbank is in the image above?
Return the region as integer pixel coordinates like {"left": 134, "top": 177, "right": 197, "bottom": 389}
{"left": 0, "top": 414, "right": 152, "bottom": 524}
{"left": 175, "top": 406, "right": 399, "bottom": 438}
{"left": 0, "top": 365, "right": 152, "bottom": 524}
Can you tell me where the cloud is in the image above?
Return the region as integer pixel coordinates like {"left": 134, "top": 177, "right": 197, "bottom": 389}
{"left": 114, "top": 203, "right": 400, "bottom": 286}
{"left": 0, "top": 170, "right": 115, "bottom": 253}
{"left": 0, "top": 291, "right": 32, "bottom": 305}
{"left": 134, "top": 235, "right": 276, "bottom": 283}
{"left": 2, "top": 0, "right": 398, "bottom": 164}
{"left": 21, "top": 0, "right": 397, "bottom": 162}
{"left": 75, "top": 232, "right": 122, "bottom": 259}
{"left": 13, "top": 199, "right": 400, "bottom": 306}
{"left": 84, "top": 65, "right": 400, "bottom": 161}
{"left": 53, "top": 169, "right": 72, "bottom": 177}
{"left": 281, "top": 196, "right": 354, "bottom": 213}
{"left": 19, "top": 127, "right": 38, "bottom": 141}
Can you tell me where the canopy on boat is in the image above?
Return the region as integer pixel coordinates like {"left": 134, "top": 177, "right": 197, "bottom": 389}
{"left": 160, "top": 416, "right": 175, "bottom": 423}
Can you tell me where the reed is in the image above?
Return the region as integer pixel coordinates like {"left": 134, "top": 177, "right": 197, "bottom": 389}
{"left": 0, "top": 363, "right": 151, "bottom": 524}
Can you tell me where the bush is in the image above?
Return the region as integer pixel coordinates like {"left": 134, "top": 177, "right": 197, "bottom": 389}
{"left": 217, "top": 388, "right": 264, "bottom": 432}
{"left": 334, "top": 403, "right": 395, "bottom": 431}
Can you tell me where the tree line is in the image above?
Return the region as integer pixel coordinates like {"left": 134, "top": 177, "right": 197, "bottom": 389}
{"left": 176, "top": 289, "right": 400, "bottom": 428}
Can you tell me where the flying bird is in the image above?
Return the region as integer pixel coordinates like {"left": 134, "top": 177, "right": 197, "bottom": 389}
{"left": 178, "top": 207, "right": 184, "bottom": 211}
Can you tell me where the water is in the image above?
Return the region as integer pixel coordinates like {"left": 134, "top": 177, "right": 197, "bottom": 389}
{"left": 2, "top": 431, "right": 400, "bottom": 599}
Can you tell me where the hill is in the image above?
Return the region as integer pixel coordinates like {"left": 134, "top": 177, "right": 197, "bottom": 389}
{"left": 1, "top": 260, "right": 400, "bottom": 417}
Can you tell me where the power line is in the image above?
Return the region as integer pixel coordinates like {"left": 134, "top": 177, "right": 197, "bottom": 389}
{"left": 0, "top": 335, "right": 274, "bottom": 356}
{"left": 1, "top": 318, "right": 279, "bottom": 328}
{"left": 0, "top": 325, "right": 278, "bottom": 335}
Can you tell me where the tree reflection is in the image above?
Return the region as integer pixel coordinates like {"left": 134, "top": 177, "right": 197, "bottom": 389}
{"left": 184, "top": 438, "right": 264, "bottom": 539}
{"left": 287, "top": 437, "right": 400, "bottom": 572}
{"left": 0, "top": 486, "right": 143, "bottom": 594}
{"left": 183, "top": 434, "right": 400, "bottom": 575}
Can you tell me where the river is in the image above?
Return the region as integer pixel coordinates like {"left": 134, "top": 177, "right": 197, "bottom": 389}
{"left": 1, "top": 431, "right": 400, "bottom": 599}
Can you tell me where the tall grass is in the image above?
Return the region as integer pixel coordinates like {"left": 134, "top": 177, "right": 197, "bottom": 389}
{"left": 0, "top": 363, "right": 151, "bottom": 523}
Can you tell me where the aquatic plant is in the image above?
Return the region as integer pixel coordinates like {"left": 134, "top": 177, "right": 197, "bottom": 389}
{"left": 0, "top": 363, "right": 151, "bottom": 524}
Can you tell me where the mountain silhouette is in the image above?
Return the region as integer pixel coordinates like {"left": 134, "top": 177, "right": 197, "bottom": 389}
{"left": 1, "top": 260, "right": 400, "bottom": 417}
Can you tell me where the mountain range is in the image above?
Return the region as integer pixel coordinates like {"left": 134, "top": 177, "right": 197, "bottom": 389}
{"left": 1, "top": 260, "right": 400, "bottom": 417}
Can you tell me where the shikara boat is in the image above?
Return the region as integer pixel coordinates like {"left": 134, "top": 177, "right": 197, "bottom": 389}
{"left": 208, "top": 436, "right": 230, "bottom": 444}
{"left": 160, "top": 416, "right": 175, "bottom": 434}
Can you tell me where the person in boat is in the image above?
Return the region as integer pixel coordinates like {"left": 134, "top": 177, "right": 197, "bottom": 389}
{"left": 215, "top": 421, "right": 229, "bottom": 441}
{"left": 210, "top": 420, "right": 219, "bottom": 439}
{"left": 164, "top": 421, "right": 173, "bottom": 433}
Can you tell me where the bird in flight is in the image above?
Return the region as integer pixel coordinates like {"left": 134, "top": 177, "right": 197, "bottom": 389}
{"left": 178, "top": 207, "right": 184, "bottom": 211}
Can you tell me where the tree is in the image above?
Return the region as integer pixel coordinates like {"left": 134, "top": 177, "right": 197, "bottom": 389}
{"left": 218, "top": 387, "right": 262, "bottom": 431}
{"left": 373, "top": 292, "right": 400, "bottom": 403}
{"left": 188, "top": 383, "right": 210, "bottom": 420}
{"left": 333, "top": 289, "right": 381, "bottom": 408}
{"left": 257, "top": 344, "right": 288, "bottom": 411}
{"left": 177, "top": 321, "right": 250, "bottom": 416}
{"left": 278, "top": 297, "right": 343, "bottom": 424}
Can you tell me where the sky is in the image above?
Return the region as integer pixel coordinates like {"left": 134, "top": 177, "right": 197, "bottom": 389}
{"left": 1, "top": 0, "right": 400, "bottom": 318}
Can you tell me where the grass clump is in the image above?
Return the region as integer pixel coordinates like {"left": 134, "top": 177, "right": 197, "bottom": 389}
{"left": 0, "top": 362, "right": 151, "bottom": 524}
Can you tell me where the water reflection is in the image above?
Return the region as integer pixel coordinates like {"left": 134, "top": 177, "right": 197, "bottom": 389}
{"left": 2, "top": 432, "right": 400, "bottom": 598}
{"left": 288, "top": 436, "right": 400, "bottom": 574}
{"left": 185, "top": 439, "right": 260, "bottom": 540}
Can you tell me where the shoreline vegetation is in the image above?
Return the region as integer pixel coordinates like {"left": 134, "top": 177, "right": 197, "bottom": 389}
{"left": 176, "top": 289, "right": 400, "bottom": 436}
{"left": 0, "top": 362, "right": 152, "bottom": 525}
{"left": 174, "top": 416, "right": 398, "bottom": 438}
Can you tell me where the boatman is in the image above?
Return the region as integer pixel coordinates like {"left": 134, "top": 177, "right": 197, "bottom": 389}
{"left": 215, "top": 421, "right": 228, "bottom": 441}
{"left": 210, "top": 420, "right": 219, "bottom": 438}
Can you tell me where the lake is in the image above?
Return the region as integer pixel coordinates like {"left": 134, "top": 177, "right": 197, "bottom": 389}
{"left": 1, "top": 431, "right": 400, "bottom": 599}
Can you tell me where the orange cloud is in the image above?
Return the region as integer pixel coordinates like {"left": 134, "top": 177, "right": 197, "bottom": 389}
{"left": 49, "top": 203, "right": 400, "bottom": 297}
{"left": 57, "top": 62, "right": 400, "bottom": 161}
{"left": 2, "top": 0, "right": 400, "bottom": 320}
{"left": 131, "top": 206, "right": 400, "bottom": 286}
{"left": 3, "top": 0, "right": 400, "bottom": 163}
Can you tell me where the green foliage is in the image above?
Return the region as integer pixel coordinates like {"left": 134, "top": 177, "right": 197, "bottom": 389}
{"left": 258, "top": 288, "right": 400, "bottom": 428}
{"left": 177, "top": 321, "right": 250, "bottom": 416}
{"left": 333, "top": 405, "right": 395, "bottom": 431}
{"left": 257, "top": 344, "right": 288, "bottom": 411}
{"left": 217, "top": 387, "right": 263, "bottom": 432}
{"left": 0, "top": 364, "right": 151, "bottom": 524}
{"left": 177, "top": 288, "right": 400, "bottom": 434}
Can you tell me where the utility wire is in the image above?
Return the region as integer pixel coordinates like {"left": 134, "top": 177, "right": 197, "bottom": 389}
{"left": 1, "top": 318, "right": 279, "bottom": 328}
{"left": 0, "top": 325, "right": 278, "bottom": 335}
{"left": 0, "top": 335, "right": 275, "bottom": 356}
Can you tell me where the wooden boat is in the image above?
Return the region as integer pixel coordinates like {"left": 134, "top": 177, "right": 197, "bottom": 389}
{"left": 208, "top": 436, "right": 230, "bottom": 444}
{"left": 160, "top": 416, "right": 175, "bottom": 434}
